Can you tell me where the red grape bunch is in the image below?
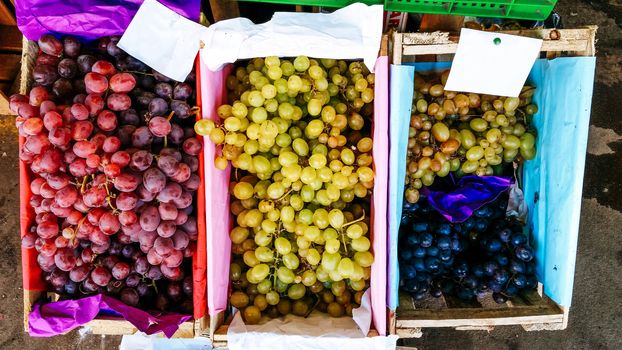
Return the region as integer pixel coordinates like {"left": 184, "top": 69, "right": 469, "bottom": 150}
{"left": 12, "top": 34, "right": 202, "bottom": 312}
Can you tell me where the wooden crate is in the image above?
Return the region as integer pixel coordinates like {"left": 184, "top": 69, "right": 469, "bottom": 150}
{"left": 389, "top": 26, "right": 597, "bottom": 338}
{"left": 18, "top": 38, "right": 208, "bottom": 338}
{"left": 0, "top": 24, "right": 22, "bottom": 114}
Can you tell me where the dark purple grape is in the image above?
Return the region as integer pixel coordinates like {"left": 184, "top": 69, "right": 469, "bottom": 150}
{"left": 173, "top": 83, "right": 192, "bottom": 100}
{"left": 132, "top": 126, "right": 154, "bottom": 148}
{"left": 107, "top": 279, "right": 124, "bottom": 294}
{"left": 121, "top": 245, "right": 135, "bottom": 259}
{"left": 185, "top": 71, "right": 196, "bottom": 84}
{"left": 183, "top": 155, "right": 199, "bottom": 172}
{"left": 38, "top": 34, "right": 63, "bottom": 56}
{"left": 82, "top": 277, "right": 99, "bottom": 293}
{"left": 148, "top": 98, "right": 168, "bottom": 116}
{"left": 169, "top": 124, "right": 184, "bottom": 144}
{"left": 73, "top": 79, "right": 86, "bottom": 94}
{"left": 147, "top": 265, "right": 162, "bottom": 280}
{"left": 126, "top": 56, "right": 148, "bottom": 71}
{"left": 52, "top": 78, "right": 74, "bottom": 100}
{"left": 125, "top": 273, "right": 141, "bottom": 287}
{"left": 137, "top": 75, "right": 156, "bottom": 90}
{"left": 33, "top": 65, "right": 59, "bottom": 86}
{"left": 77, "top": 55, "right": 97, "bottom": 74}
{"left": 36, "top": 54, "right": 60, "bottom": 67}
{"left": 153, "top": 70, "right": 171, "bottom": 82}
{"left": 133, "top": 256, "right": 149, "bottom": 274}
{"left": 167, "top": 283, "right": 182, "bottom": 301}
{"left": 155, "top": 294, "right": 169, "bottom": 310}
{"left": 58, "top": 58, "right": 78, "bottom": 79}
{"left": 73, "top": 93, "right": 86, "bottom": 104}
{"left": 64, "top": 280, "right": 78, "bottom": 294}
{"left": 130, "top": 150, "right": 154, "bottom": 172}
{"left": 106, "top": 37, "right": 123, "bottom": 57}
{"left": 136, "top": 91, "right": 155, "bottom": 107}
{"left": 137, "top": 283, "right": 152, "bottom": 297}
{"left": 109, "top": 241, "right": 123, "bottom": 255}
{"left": 120, "top": 288, "right": 139, "bottom": 306}
{"left": 117, "top": 125, "right": 137, "bottom": 146}
{"left": 63, "top": 37, "right": 81, "bottom": 58}
{"left": 492, "top": 292, "right": 508, "bottom": 304}
{"left": 155, "top": 83, "right": 173, "bottom": 99}
{"left": 120, "top": 109, "right": 140, "bottom": 126}
{"left": 170, "top": 100, "right": 190, "bottom": 119}
{"left": 515, "top": 246, "right": 533, "bottom": 261}
{"left": 182, "top": 277, "right": 193, "bottom": 296}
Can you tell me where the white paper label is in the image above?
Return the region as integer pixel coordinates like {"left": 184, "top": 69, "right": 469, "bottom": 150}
{"left": 444, "top": 28, "right": 543, "bottom": 97}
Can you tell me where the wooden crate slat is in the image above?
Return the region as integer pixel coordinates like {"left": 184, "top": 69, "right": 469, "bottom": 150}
{"left": 88, "top": 317, "right": 196, "bottom": 337}
{"left": 0, "top": 25, "right": 22, "bottom": 52}
{"left": 0, "top": 0, "right": 16, "bottom": 26}
{"left": 0, "top": 53, "right": 21, "bottom": 81}
{"left": 396, "top": 26, "right": 598, "bottom": 62}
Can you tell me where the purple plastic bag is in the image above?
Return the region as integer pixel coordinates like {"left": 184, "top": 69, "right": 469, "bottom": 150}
{"left": 28, "top": 294, "right": 192, "bottom": 337}
{"left": 422, "top": 176, "right": 513, "bottom": 223}
{"left": 16, "top": 0, "right": 200, "bottom": 41}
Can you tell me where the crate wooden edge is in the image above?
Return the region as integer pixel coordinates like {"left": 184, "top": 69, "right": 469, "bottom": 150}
{"left": 392, "top": 26, "right": 598, "bottom": 64}
{"left": 18, "top": 38, "right": 209, "bottom": 338}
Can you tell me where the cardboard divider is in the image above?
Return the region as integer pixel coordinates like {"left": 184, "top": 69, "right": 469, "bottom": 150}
{"left": 200, "top": 54, "right": 389, "bottom": 340}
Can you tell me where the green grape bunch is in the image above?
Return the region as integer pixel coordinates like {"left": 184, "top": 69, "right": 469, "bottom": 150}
{"left": 404, "top": 70, "right": 538, "bottom": 204}
{"left": 196, "top": 56, "right": 376, "bottom": 324}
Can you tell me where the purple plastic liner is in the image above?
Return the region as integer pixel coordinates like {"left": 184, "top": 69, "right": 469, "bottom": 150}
{"left": 15, "top": 0, "right": 200, "bottom": 41}
{"left": 28, "top": 294, "right": 192, "bottom": 337}
{"left": 423, "top": 176, "right": 513, "bottom": 222}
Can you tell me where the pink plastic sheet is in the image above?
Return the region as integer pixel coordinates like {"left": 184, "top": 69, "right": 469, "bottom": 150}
{"left": 199, "top": 55, "right": 388, "bottom": 335}
{"left": 198, "top": 51, "right": 233, "bottom": 316}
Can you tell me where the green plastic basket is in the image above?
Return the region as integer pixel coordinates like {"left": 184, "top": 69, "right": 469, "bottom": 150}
{"left": 384, "top": 0, "right": 557, "bottom": 20}
{"left": 236, "top": 0, "right": 382, "bottom": 8}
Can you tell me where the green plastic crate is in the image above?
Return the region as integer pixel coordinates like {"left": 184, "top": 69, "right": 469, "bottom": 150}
{"left": 384, "top": 0, "right": 557, "bottom": 20}
{"left": 236, "top": 0, "right": 382, "bottom": 8}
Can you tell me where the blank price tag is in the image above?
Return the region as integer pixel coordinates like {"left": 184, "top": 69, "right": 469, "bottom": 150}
{"left": 445, "top": 28, "right": 543, "bottom": 97}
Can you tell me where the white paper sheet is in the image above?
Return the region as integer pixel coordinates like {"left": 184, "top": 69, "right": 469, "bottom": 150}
{"left": 445, "top": 28, "right": 542, "bottom": 97}
{"left": 227, "top": 290, "right": 397, "bottom": 350}
{"left": 118, "top": 0, "right": 209, "bottom": 81}
{"left": 200, "top": 3, "right": 384, "bottom": 72}
{"left": 119, "top": 332, "right": 213, "bottom": 350}
{"left": 118, "top": 1, "right": 383, "bottom": 81}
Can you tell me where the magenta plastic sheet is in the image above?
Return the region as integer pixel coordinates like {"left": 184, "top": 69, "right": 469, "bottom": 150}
{"left": 15, "top": 0, "right": 200, "bottom": 41}
{"left": 28, "top": 294, "right": 191, "bottom": 338}
{"left": 422, "top": 175, "right": 513, "bottom": 222}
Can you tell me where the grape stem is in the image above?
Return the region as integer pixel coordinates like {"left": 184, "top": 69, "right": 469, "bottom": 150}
{"left": 80, "top": 176, "right": 88, "bottom": 194}
{"left": 166, "top": 110, "right": 175, "bottom": 121}
{"left": 276, "top": 188, "right": 294, "bottom": 202}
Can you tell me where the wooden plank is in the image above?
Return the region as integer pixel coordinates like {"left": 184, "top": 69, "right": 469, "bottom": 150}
{"left": 0, "top": 53, "right": 20, "bottom": 81}
{"left": 443, "top": 294, "right": 482, "bottom": 309}
{"left": 392, "top": 32, "right": 402, "bottom": 65}
{"left": 0, "top": 0, "right": 16, "bottom": 26}
{"left": 400, "top": 27, "right": 598, "bottom": 58}
{"left": 209, "top": 0, "right": 240, "bottom": 22}
{"left": 0, "top": 25, "right": 22, "bottom": 52}
{"left": 88, "top": 318, "right": 196, "bottom": 337}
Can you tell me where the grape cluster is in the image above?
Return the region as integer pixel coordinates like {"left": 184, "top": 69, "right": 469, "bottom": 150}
{"left": 399, "top": 196, "right": 538, "bottom": 303}
{"left": 405, "top": 70, "right": 538, "bottom": 203}
{"left": 11, "top": 34, "right": 201, "bottom": 312}
{"left": 197, "top": 56, "right": 375, "bottom": 323}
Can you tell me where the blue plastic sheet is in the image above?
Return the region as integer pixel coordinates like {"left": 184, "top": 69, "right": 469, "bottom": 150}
{"left": 388, "top": 57, "right": 595, "bottom": 310}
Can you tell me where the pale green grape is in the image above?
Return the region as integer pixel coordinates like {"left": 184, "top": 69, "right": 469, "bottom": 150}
{"left": 283, "top": 252, "right": 300, "bottom": 270}
{"left": 287, "top": 283, "right": 306, "bottom": 300}
{"left": 277, "top": 266, "right": 295, "bottom": 284}
{"left": 255, "top": 246, "right": 274, "bottom": 262}
{"left": 351, "top": 236, "right": 370, "bottom": 252}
